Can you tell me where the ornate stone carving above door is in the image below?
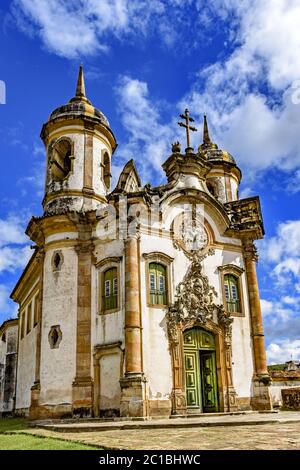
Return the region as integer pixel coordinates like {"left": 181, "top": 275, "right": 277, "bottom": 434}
{"left": 165, "top": 250, "right": 237, "bottom": 415}
{"left": 167, "top": 250, "right": 233, "bottom": 344}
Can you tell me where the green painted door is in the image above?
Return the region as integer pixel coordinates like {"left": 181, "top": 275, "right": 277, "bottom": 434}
{"left": 183, "top": 328, "right": 219, "bottom": 413}
{"left": 200, "top": 352, "right": 218, "bottom": 412}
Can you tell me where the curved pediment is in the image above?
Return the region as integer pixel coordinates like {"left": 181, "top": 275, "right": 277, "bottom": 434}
{"left": 159, "top": 188, "right": 231, "bottom": 236}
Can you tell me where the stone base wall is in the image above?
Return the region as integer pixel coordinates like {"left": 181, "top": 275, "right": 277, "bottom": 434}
{"left": 148, "top": 399, "right": 172, "bottom": 417}
{"left": 251, "top": 379, "right": 272, "bottom": 410}
{"left": 29, "top": 403, "right": 73, "bottom": 419}
{"left": 120, "top": 375, "right": 148, "bottom": 417}
{"left": 236, "top": 397, "right": 251, "bottom": 411}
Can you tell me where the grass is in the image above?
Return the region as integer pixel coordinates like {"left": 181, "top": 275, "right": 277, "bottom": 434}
{"left": 0, "top": 418, "right": 96, "bottom": 450}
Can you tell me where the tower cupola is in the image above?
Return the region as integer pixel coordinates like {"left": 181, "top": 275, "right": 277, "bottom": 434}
{"left": 199, "top": 116, "right": 241, "bottom": 202}
{"left": 40, "top": 66, "right": 117, "bottom": 214}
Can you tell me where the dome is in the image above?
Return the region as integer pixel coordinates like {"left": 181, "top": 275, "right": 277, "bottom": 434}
{"left": 203, "top": 147, "right": 236, "bottom": 164}
{"left": 48, "top": 66, "right": 110, "bottom": 128}
{"left": 198, "top": 115, "right": 236, "bottom": 165}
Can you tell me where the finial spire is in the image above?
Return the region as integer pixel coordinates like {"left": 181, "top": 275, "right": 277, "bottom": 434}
{"left": 76, "top": 65, "right": 86, "bottom": 98}
{"left": 203, "top": 114, "right": 211, "bottom": 144}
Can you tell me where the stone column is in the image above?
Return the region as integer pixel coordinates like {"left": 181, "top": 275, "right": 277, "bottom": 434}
{"left": 72, "top": 238, "right": 94, "bottom": 417}
{"left": 243, "top": 240, "right": 272, "bottom": 410}
{"left": 120, "top": 234, "right": 147, "bottom": 417}
{"left": 29, "top": 249, "right": 44, "bottom": 419}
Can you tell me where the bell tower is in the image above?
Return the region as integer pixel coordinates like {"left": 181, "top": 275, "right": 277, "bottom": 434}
{"left": 40, "top": 66, "right": 117, "bottom": 214}
{"left": 199, "top": 116, "right": 241, "bottom": 203}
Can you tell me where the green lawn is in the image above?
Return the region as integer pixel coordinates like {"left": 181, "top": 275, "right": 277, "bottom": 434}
{"left": 0, "top": 418, "right": 96, "bottom": 450}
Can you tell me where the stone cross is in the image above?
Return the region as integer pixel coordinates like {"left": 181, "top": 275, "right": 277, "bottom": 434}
{"left": 178, "top": 108, "right": 197, "bottom": 152}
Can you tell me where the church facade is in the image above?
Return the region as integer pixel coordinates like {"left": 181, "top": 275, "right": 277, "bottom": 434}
{"left": 6, "top": 67, "right": 272, "bottom": 419}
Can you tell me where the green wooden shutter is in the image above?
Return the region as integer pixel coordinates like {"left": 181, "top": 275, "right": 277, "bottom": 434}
{"left": 224, "top": 274, "right": 241, "bottom": 313}
{"left": 149, "top": 263, "right": 167, "bottom": 305}
{"left": 103, "top": 268, "right": 118, "bottom": 310}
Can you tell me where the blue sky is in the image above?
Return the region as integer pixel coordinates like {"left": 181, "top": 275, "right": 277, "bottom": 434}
{"left": 0, "top": 0, "right": 300, "bottom": 363}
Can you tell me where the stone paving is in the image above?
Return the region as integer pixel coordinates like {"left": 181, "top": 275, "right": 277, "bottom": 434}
{"left": 20, "top": 412, "right": 300, "bottom": 450}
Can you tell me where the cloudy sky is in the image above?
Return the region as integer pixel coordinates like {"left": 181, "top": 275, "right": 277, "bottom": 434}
{"left": 0, "top": 0, "right": 300, "bottom": 363}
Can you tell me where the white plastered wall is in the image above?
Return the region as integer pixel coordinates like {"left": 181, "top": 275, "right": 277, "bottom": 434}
{"left": 39, "top": 247, "right": 77, "bottom": 406}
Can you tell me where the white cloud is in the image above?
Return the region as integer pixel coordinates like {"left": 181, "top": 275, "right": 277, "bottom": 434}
{"left": 0, "top": 284, "right": 18, "bottom": 323}
{"left": 260, "top": 220, "right": 300, "bottom": 264}
{"left": 0, "top": 215, "right": 31, "bottom": 276}
{"left": 0, "top": 246, "right": 32, "bottom": 274}
{"left": 0, "top": 214, "right": 28, "bottom": 247}
{"left": 115, "top": 76, "right": 177, "bottom": 183}
{"left": 11, "top": 0, "right": 191, "bottom": 58}
{"left": 267, "top": 339, "right": 300, "bottom": 364}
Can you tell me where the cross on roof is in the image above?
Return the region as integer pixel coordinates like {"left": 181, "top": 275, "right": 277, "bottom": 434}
{"left": 178, "top": 108, "right": 197, "bottom": 153}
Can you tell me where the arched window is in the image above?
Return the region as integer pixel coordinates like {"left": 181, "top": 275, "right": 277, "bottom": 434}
{"left": 103, "top": 152, "right": 111, "bottom": 189}
{"left": 224, "top": 274, "right": 241, "bottom": 313}
{"left": 207, "top": 181, "right": 217, "bottom": 198}
{"left": 51, "top": 139, "right": 72, "bottom": 181}
{"left": 103, "top": 267, "right": 118, "bottom": 311}
{"left": 149, "top": 263, "right": 167, "bottom": 305}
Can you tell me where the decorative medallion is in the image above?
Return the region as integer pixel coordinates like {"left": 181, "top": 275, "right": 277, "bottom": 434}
{"left": 172, "top": 212, "right": 208, "bottom": 258}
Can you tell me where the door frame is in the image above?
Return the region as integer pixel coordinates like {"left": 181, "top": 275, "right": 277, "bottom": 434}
{"left": 183, "top": 327, "right": 219, "bottom": 413}
{"left": 168, "top": 318, "right": 238, "bottom": 415}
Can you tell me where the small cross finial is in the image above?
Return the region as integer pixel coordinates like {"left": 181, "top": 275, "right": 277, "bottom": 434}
{"left": 178, "top": 108, "right": 197, "bottom": 153}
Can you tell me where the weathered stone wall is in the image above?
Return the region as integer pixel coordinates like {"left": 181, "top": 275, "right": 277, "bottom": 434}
{"left": 281, "top": 387, "right": 300, "bottom": 410}
{"left": 0, "top": 323, "right": 18, "bottom": 414}
{"left": 16, "top": 315, "right": 37, "bottom": 411}
{"left": 270, "top": 370, "right": 300, "bottom": 407}
{"left": 38, "top": 246, "right": 77, "bottom": 412}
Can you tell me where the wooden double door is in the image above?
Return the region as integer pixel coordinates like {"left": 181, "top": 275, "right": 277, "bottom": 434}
{"left": 183, "top": 328, "right": 219, "bottom": 413}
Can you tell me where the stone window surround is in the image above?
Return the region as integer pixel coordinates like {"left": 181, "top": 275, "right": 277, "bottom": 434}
{"left": 143, "top": 252, "right": 174, "bottom": 308}
{"left": 96, "top": 257, "right": 122, "bottom": 315}
{"left": 218, "top": 264, "right": 245, "bottom": 317}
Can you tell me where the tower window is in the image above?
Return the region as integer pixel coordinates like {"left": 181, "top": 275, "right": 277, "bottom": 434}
{"left": 224, "top": 274, "right": 241, "bottom": 313}
{"left": 103, "top": 151, "right": 111, "bottom": 189}
{"left": 149, "top": 263, "right": 168, "bottom": 306}
{"left": 50, "top": 139, "right": 72, "bottom": 181}
{"left": 103, "top": 267, "right": 118, "bottom": 311}
{"left": 52, "top": 250, "right": 64, "bottom": 271}
{"left": 207, "top": 181, "right": 218, "bottom": 198}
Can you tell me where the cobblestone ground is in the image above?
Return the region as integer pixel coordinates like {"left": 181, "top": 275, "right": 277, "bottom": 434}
{"left": 21, "top": 422, "right": 300, "bottom": 450}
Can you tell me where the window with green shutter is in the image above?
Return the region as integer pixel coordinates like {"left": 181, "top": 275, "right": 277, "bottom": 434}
{"left": 103, "top": 267, "right": 118, "bottom": 311}
{"left": 149, "top": 263, "right": 167, "bottom": 305}
{"left": 224, "top": 274, "right": 241, "bottom": 313}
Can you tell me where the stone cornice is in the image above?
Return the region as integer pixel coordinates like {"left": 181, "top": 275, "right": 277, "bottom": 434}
{"left": 224, "top": 196, "right": 264, "bottom": 240}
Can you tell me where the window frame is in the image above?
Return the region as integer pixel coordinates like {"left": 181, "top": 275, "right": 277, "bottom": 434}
{"left": 143, "top": 252, "right": 173, "bottom": 308}
{"left": 218, "top": 264, "right": 245, "bottom": 317}
{"left": 97, "top": 257, "right": 122, "bottom": 315}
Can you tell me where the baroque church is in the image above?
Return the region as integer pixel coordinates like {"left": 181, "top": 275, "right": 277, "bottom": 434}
{"left": 1, "top": 67, "right": 272, "bottom": 418}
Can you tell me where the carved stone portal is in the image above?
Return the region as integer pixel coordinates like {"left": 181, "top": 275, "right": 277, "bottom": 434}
{"left": 166, "top": 251, "right": 237, "bottom": 414}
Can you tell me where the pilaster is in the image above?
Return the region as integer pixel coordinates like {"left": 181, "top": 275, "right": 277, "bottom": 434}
{"left": 72, "top": 226, "right": 94, "bottom": 417}
{"left": 120, "top": 234, "right": 147, "bottom": 417}
{"left": 243, "top": 239, "right": 272, "bottom": 410}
